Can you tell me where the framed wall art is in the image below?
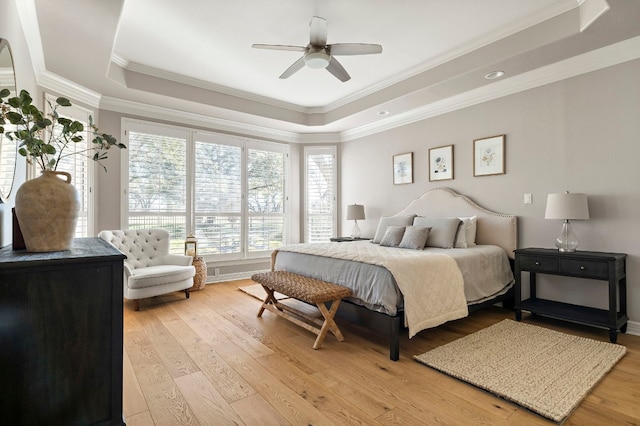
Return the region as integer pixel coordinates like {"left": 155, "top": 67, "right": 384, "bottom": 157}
{"left": 393, "top": 152, "right": 413, "bottom": 185}
{"left": 429, "top": 145, "right": 454, "bottom": 181}
{"left": 474, "top": 134, "right": 505, "bottom": 176}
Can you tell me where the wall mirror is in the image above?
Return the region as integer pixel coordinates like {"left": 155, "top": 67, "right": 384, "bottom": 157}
{"left": 0, "top": 38, "right": 17, "bottom": 203}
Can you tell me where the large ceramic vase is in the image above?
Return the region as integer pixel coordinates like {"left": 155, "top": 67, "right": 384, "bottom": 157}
{"left": 14, "top": 171, "right": 79, "bottom": 252}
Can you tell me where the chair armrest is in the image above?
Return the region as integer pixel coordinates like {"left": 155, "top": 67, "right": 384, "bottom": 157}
{"left": 124, "top": 263, "right": 133, "bottom": 277}
{"left": 159, "top": 254, "right": 194, "bottom": 266}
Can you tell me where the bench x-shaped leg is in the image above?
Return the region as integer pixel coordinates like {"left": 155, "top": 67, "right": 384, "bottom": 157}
{"left": 314, "top": 299, "right": 344, "bottom": 349}
{"left": 257, "top": 285, "right": 281, "bottom": 317}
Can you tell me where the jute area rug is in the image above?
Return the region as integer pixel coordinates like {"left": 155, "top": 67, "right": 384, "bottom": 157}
{"left": 414, "top": 319, "right": 626, "bottom": 423}
{"left": 238, "top": 283, "right": 288, "bottom": 301}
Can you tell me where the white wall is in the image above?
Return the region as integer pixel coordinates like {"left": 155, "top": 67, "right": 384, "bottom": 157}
{"left": 340, "top": 59, "right": 640, "bottom": 324}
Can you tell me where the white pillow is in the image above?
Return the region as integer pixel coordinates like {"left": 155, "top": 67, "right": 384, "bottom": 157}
{"left": 372, "top": 214, "right": 416, "bottom": 244}
{"left": 459, "top": 216, "right": 477, "bottom": 247}
{"left": 454, "top": 216, "right": 478, "bottom": 248}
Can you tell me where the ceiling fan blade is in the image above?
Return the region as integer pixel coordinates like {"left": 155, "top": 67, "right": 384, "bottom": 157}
{"left": 325, "top": 57, "right": 350, "bottom": 82}
{"left": 279, "top": 56, "right": 306, "bottom": 79}
{"left": 329, "top": 43, "right": 383, "bottom": 55}
{"left": 252, "top": 44, "right": 306, "bottom": 52}
{"left": 309, "top": 16, "right": 328, "bottom": 46}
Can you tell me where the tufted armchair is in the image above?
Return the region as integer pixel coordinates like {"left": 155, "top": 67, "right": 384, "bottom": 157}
{"left": 99, "top": 229, "right": 195, "bottom": 311}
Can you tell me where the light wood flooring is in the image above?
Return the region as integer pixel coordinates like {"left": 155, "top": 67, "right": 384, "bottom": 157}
{"left": 123, "top": 280, "right": 640, "bottom": 425}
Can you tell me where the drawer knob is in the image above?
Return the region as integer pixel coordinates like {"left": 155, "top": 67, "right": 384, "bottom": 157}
{"left": 580, "top": 266, "right": 585, "bottom": 270}
{"left": 535, "top": 261, "right": 540, "bottom": 266}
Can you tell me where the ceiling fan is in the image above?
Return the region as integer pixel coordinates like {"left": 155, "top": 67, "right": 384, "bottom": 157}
{"left": 252, "top": 16, "right": 382, "bottom": 82}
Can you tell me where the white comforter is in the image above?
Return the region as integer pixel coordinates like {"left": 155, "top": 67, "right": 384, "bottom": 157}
{"left": 274, "top": 242, "right": 468, "bottom": 338}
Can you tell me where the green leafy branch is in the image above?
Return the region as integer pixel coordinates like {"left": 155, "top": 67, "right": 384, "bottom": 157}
{"left": 0, "top": 89, "right": 126, "bottom": 172}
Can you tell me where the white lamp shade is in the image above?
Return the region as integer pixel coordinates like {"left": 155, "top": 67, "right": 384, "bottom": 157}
{"left": 545, "top": 192, "right": 590, "bottom": 220}
{"left": 346, "top": 204, "right": 365, "bottom": 221}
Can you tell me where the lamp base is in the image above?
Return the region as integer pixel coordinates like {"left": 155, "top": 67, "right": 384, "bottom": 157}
{"left": 351, "top": 221, "right": 361, "bottom": 239}
{"left": 555, "top": 220, "right": 579, "bottom": 252}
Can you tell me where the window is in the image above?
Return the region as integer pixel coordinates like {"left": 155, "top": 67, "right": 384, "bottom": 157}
{"left": 124, "top": 123, "right": 188, "bottom": 252}
{"left": 45, "top": 94, "right": 95, "bottom": 237}
{"left": 123, "top": 119, "right": 288, "bottom": 258}
{"left": 304, "top": 146, "right": 336, "bottom": 242}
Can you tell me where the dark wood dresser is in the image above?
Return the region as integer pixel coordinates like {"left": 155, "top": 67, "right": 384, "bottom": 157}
{"left": 0, "top": 238, "right": 126, "bottom": 425}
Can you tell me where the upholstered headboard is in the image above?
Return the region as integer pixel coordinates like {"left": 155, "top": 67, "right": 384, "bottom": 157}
{"left": 393, "top": 188, "right": 518, "bottom": 259}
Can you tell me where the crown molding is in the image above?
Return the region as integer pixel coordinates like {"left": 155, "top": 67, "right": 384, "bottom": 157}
{"left": 99, "top": 96, "right": 311, "bottom": 143}
{"left": 122, "top": 60, "right": 309, "bottom": 114}
{"left": 37, "top": 70, "right": 102, "bottom": 107}
{"left": 15, "top": 0, "right": 45, "bottom": 76}
{"left": 342, "top": 35, "right": 640, "bottom": 141}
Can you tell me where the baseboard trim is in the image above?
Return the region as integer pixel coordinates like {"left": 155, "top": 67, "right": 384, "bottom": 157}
{"left": 625, "top": 320, "right": 640, "bottom": 337}
{"left": 205, "top": 270, "right": 269, "bottom": 284}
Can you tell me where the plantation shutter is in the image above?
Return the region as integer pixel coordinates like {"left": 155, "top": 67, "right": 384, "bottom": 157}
{"left": 47, "top": 95, "right": 93, "bottom": 237}
{"left": 126, "top": 127, "right": 188, "bottom": 252}
{"left": 246, "top": 140, "right": 286, "bottom": 255}
{"left": 305, "top": 146, "right": 336, "bottom": 242}
{"left": 193, "top": 133, "right": 243, "bottom": 257}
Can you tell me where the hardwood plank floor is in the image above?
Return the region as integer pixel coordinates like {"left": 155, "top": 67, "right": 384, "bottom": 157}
{"left": 123, "top": 280, "right": 640, "bottom": 425}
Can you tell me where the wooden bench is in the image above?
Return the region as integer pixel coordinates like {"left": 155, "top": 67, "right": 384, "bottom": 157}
{"left": 251, "top": 271, "right": 352, "bottom": 349}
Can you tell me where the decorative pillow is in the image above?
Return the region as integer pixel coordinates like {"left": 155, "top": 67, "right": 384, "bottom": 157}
{"left": 399, "top": 226, "right": 431, "bottom": 250}
{"left": 379, "top": 225, "right": 406, "bottom": 247}
{"left": 459, "top": 215, "right": 477, "bottom": 247}
{"left": 372, "top": 214, "right": 416, "bottom": 244}
{"left": 412, "top": 217, "right": 461, "bottom": 249}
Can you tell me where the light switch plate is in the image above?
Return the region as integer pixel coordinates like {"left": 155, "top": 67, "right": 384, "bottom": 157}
{"left": 524, "top": 193, "right": 532, "bottom": 204}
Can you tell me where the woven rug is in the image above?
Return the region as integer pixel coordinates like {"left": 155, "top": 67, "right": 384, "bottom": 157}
{"left": 414, "top": 319, "right": 626, "bottom": 422}
{"left": 238, "top": 283, "right": 287, "bottom": 301}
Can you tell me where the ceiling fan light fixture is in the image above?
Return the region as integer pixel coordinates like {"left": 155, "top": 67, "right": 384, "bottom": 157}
{"left": 304, "top": 51, "right": 330, "bottom": 69}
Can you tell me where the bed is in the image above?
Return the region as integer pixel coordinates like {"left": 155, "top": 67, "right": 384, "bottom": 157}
{"left": 272, "top": 188, "right": 518, "bottom": 360}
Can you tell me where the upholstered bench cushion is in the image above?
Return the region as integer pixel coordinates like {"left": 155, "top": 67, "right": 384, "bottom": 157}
{"left": 129, "top": 265, "right": 196, "bottom": 289}
{"left": 251, "top": 271, "right": 351, "bottom": 304}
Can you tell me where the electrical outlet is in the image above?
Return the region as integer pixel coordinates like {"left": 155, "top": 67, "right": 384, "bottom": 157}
{"left": 524, "top": 193, "right": 532, "bottom": 204}
{"left": 214, "top": 268, "right": 220, "bottom": 276}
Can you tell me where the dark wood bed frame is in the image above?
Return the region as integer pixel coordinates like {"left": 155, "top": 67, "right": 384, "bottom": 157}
{"left": 336, "top": 283, "right": 515, "bottom": 361}
{"left": 334, "top": 188, "right": 518, "bottom": 361}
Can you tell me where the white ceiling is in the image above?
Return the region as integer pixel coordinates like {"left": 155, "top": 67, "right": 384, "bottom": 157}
{"left": 113, "top": 0, "right": 571, "bottom": 107}
{"left": 22, "top": 0, "right": 640, "bottom": 139}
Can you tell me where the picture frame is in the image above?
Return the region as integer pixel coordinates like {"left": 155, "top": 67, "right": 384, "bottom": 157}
{"left": 474, "top": 134, "right": 505, "bottom": 176}
{"left": 429, "top": 144, "right": 454, "bottom": 181}
{"left": 393, "top": 152, "right": 413, "bottom": 185}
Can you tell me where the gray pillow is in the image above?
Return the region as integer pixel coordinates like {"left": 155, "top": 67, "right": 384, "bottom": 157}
{"left": 399, "top": 226, "right": 431, "bottom": 250}
{"left": 372, "top": 214, "right": 416, "bottom": 243}
{"left": 379, "top": 225, "right": 406, "bottom": 247}
{"left": 412, "top": 217, "right": 461, "bottom": 249}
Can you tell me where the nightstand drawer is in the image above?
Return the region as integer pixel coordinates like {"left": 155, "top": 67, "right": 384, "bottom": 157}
{"left": 518, "top": 256, "right": 558, "bottom": 273}
{"left": 559, "top": 259, "right": 608, "bottom": 279}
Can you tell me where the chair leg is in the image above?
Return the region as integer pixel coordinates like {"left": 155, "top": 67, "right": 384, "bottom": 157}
{"left": 133, "top": 299, "right": 140, "bottom": 311}
{"left": 185, "top": 288, "right": 190, "bottom": 299}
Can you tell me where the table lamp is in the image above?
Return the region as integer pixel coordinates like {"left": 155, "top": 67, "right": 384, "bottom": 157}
{"left": 545, "top": 191, "right": 590, "bottom": 252}
{"left": 346, "top": 204, "right": 365, "bottom": 238}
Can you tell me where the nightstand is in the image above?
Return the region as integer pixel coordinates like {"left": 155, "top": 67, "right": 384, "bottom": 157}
{"left": 330, "top": 237, "right": 370, "bottom": 242}
{"left": 514, "top": 248, "right": 627, "bottom": 343}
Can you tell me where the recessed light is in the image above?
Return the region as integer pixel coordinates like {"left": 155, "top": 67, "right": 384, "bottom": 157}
{"left": 377, "top": 110, "right": 390, "bottom": 116}
{"left": 485, "top": 70, "right": 505, "bottom": 80}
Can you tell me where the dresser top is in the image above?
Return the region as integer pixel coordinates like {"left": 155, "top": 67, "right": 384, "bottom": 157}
{"left": 0, "top": 237, "right": 126, "bottom": 268}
